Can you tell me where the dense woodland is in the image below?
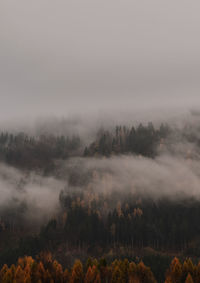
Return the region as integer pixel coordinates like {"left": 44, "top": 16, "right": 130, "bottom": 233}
{"left": 84, "top": 123, "right": 170, "bottom": 157}
{"left": 2, "top": 193, "right": 199, "bottom": 266}
{"left": 0, "top": 254, "right": 157, "bottom": 283}
{"left": 0, "top": 123, "right": 171, "bottom": 171}
{"left": 0, "top": 121, "right": 200, "bottom": 282}
{"left": 1, "top": 254, "right": 200, "bottom": 283}
{"left": 0, "top": 133, "right": 81, "bottom": 172}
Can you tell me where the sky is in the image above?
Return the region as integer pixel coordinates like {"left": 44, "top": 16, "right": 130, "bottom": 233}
{"left": 1, "top": 0, "right": 200, "bottom": 121}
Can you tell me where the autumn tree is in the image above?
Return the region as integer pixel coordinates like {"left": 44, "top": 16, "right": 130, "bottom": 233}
{"left": 70, "top": 260, "right": 84, "bottom": 283}
{"left": 185, "top": 273, "right": 194, "bottom": 283}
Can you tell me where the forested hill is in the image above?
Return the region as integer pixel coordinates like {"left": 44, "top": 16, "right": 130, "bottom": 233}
{"left": 84, "top": 123, "right": 170, "bottom": 157}
{"left": 0, "top": 123, "right": 171, "bottom": 172}
{"left": 0, "top": 121, "right": 200, "bottom": 281}
{"left": 0, "top": 120, "right": 199, "bottom": 173}
{"left": 0, "top": 132, "right": 81, "bottom": 172}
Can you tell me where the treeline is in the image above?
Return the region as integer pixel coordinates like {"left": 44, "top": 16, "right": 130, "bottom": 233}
{"left": 0, "top": 253, "right": 156, "bottom": 283}
{"left": 165, "top": 257, "right": 200, "bottom": 283}
{"left": 2, "top": 254, "right": 200, "bottom": 283}
{"left": 58, "top": 194, "right": 200, "bottom": 252}
{"left": 0, "top": 122, "right": 177, "bottom": 172}
{"left": 0, "top": 132, "right": 81, "bottom": 172}
{"left": 84, "top": 123, "right": 170, "bottom": 158}
{"left": 0, "top": 123, "right": 171, "bottom": 169}
{"left": 2, "top": 194, "right": 200, "bottom": 267}
{"left": 0, "top": 121, "right": 199, "bottom": 172}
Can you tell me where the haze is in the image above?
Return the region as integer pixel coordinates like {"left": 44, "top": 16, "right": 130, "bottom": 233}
{"left": 1, "top": 0, "right": 200, "bottom": 121}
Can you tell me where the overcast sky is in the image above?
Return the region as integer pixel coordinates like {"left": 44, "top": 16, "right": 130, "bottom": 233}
{"left": 1, "top": 0, "right": 200, "bottom": 121}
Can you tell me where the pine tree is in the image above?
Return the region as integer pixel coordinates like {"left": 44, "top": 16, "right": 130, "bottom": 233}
{"left": 185, "top": 273, "right": 194, "bottom": 283}
{"left": 70, "top": 260, "right": 84, "bottom": 283}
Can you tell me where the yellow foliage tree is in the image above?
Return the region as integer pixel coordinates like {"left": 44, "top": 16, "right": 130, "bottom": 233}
{"left": 185, "top": 273, "right": 194, "bottom": 283}
{"left": 14, "top": 265, "right": 25, "bottom": 283}
{"left": 70, "top": 260, "right": 84, "bottom": 283}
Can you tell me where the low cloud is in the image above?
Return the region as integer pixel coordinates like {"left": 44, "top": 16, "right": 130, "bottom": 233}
{"left": 0, "top": 164, "right": 64, "bottom": 227}
{"left": 61, "top": 153, "right": 200, "bottom": 200}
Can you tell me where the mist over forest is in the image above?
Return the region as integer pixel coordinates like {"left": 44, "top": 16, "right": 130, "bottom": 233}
{"left": 2, "top": 0, "right": 200, "bottom": 282}
{"left": 1, "top": 111, "right": 200, "bottom": 283}
{"left": 0, "top": 110, "right": 200, "bottom": 274}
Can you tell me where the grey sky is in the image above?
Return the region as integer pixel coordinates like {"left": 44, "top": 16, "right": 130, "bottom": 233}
{"left": 1, "top": 0, "right": 200, "bottom": 120}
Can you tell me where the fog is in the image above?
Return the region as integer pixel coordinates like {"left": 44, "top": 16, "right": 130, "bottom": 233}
{"left": 1, "top": 0, "right": 200, "bottom": 228}
{"left": 63, "top": 153, "right": 200, "bottom": 200}
{"left": 2, "top": 145, "right": 200, "bottom": 226}
{"left": 0, "top": 110, "right": 200, "bottom": 228}
{"left": 1, "top": 0, "right": 200, "bottom": 120}
{"left": 0, "top": 164, "right": 64, "bottom": 225}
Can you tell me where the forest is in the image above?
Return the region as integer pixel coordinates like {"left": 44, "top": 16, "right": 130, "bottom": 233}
{"left": 0, "top": 117, "right": 200, "bottom": 282}
{"left": 2, "top": 0, "right": 200, "bottom": 281}
{"left": 1, "top": 254, "right": 200, "bottom": 283}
